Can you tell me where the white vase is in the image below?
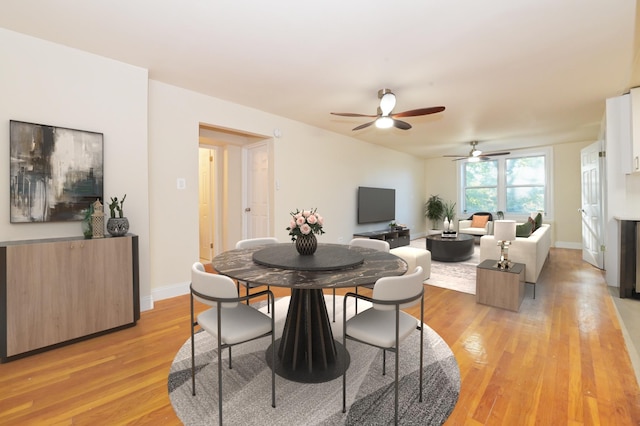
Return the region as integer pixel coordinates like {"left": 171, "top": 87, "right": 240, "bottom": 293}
{"left": 443, "top": 217, "right": 450, "bottom": 231}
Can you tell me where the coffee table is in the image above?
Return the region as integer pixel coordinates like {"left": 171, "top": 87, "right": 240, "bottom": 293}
{"left": 426, "top": 233, "right": 474, "bottom": 262}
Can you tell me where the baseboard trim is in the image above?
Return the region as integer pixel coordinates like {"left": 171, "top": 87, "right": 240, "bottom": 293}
{"left": 554, "top": 241, "right": 582, "bottom": 250}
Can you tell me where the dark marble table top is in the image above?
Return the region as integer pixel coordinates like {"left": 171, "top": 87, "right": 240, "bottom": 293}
{"left": 211, "top": 243, "right": 407, "bottom": 289}
{"left": 253, "top": 244, "right": 364, "bottom": 271}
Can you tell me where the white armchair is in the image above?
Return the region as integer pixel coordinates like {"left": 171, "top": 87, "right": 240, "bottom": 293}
{"left": 458, "top": 213, "right": 493, "bottom": 236}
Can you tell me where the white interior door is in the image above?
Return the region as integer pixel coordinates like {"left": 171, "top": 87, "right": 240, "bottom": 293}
{"left": 245, "top": 142, "right": 270, "bottom": 238}
{"left": 198, "top": 148, "right": 213, "bottom": 261}
{"left": 580, "top": 141, "right": 605, "bottom": 269}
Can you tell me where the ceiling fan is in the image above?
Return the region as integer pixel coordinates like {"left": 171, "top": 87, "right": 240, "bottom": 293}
{"left": 444, "top": 141, "right": 511, "bottom": 161}
{"left": 330, "top": 89, "right": 445, "bottom": 131}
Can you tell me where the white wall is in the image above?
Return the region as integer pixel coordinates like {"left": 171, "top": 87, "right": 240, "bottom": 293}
{"left": 0, "top": 28, "right": 151, "bottom": 303}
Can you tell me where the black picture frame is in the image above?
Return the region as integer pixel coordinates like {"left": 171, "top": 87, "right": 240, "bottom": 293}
{"left": 9, "top": 120, "right": 104, "bottom": 223}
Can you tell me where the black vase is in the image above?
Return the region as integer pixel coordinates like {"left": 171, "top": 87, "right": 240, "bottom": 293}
{"left": 295, "top": 234, "right": 317, "bottom": 255}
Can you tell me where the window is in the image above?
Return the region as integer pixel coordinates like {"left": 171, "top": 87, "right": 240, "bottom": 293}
{"left": 459, "top": 148, "right": 551, "bottom": 218}
{"left": 463, "top": 160, "right": 498, "bottom": 212}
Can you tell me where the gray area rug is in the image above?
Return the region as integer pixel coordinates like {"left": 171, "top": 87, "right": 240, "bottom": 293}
{"left": 168, "top": 296, "right": 460, "bottom": 425}
{"left": 410, "top": 238, "right": 479, "bottom": 295}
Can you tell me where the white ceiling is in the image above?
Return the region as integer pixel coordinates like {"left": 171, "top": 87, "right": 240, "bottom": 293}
{"left": 1, "top": 0, "right": 638, "bottom": 158}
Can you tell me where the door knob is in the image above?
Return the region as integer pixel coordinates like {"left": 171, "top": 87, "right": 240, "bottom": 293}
{"left": 245, "top": 207, "right": 251, "bottom": 212}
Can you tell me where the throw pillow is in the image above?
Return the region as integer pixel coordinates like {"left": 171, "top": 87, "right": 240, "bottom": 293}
{"left": 516, "top": 221, "right": 533, "bottom": 238}
{"left": 529, "top": 212, "right": 543, "bottom": 231}
{"left": 471, "top": 214, "right": 490, "bottom": 228}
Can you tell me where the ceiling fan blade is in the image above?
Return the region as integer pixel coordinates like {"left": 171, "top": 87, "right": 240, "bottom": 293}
{"left": 330, "top": 112, "right": 377, "bottom": 118}
{"left": 352, "top": 121, "right": 375, "bottom": 131}
{"left": 391, "top": 106, "right": 446, "bottom": 118}
{"left": 393, "top": 119, "right": 412, "bottom": 130}
{"left": 485, "top": 151, "right": 511, "bottom": 156}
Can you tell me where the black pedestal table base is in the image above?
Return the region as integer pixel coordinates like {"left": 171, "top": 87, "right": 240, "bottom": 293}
{"left": 265, "top": 288, "right": 350, "bottom": 383}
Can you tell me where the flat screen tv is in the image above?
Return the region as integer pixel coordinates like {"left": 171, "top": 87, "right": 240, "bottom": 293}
{"left": 357, "top": 186, "right": 395, "bottom": 224}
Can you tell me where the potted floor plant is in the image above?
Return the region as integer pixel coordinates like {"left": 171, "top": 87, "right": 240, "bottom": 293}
{"left": 424, "top": 195, "right": 444, "bottom": 233}
{"left": 107, "top": 194, "right": 129, "bottom": 237}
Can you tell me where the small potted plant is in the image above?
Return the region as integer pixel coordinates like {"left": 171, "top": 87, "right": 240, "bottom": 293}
{"left": 106, "top": 194, "right": 129, "bottom": 237}
{"left": 442, "top": 201, "right": 456, "bottom": 232}
{"left": 81, "top": 203, "right": 94, "bottom": 239}
{"left": 424, "top": 194, "right": 444, "bottom": 232}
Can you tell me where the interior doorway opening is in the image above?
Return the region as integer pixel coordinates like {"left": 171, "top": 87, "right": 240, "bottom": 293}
{"left": 198, "top": 124, "right": 273, "bottom": 262}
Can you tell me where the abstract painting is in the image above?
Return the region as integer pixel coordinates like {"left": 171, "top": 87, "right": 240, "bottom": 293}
{"left": 10, "top": 120, "right": 103, "bottom": 223}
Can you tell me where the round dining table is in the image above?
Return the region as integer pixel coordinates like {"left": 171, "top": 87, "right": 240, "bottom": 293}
{"left": 211, "top": 243, "right": 407, "bottom": 383}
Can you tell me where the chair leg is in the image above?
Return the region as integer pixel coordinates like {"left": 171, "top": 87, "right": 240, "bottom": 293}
{"left": 271, "top": 296, "right": 276, "bottom": 408}
{"left": 267, "top": 285, "right": 271, "bottom": 313}
{"left": 419, "top": 312, "right": 424, "bottom": 403}
{"left": 342, "top": 309, "right": 347, "bottom": 414}
{"left": 382, "top": 349, "right": 386, "bottom": 375}
{"left": 217, "top": 310, "right": 223, "bottom": 426}
{"left": 332, "top": 288, "right": 336, "bottom": 322}
{"left": 246, "top": 284, "right": 250, "bottom": 305}
{"left": 394, "top": 344, "right": 399, "bottom": 425}
{"left": 355, "top": 287, "right": 359, "bottom": 314}
{"left": 228, "top": 346, "right": 232, "bottom": 369}
{"left": 190, "top": 296, "right": 196, "bottom": 396}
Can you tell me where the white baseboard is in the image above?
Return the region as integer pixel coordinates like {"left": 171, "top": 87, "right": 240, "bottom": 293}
{"left": 554, "top": 241, "right": 582, "bottom": 250}
{"left": 140, "top": 295, "right": 154, "bottom": 312}
{"left": 139, "top": 281, "right": 191, "bottom": 312}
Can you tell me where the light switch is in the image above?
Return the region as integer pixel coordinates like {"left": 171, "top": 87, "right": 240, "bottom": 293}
{"left": 177, "top": 178, "right": 186, "bottom": 190}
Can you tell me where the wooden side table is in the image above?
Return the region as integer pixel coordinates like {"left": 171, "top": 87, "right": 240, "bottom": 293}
{"left": 476, "top": 259, "right": 526, "bottom": 312}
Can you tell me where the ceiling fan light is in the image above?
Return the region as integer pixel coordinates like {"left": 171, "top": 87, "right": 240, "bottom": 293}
{"left": 468, "top": 156, "right": 480, "bottom": 162}
{"left": 379, "top": 92, "right": 396, "bottom": 115}
{"left": 472, "top": 149, "right": 482, "bottom": 157}
{"left": 375, "top": 116, "right": 394, "bottom": 129}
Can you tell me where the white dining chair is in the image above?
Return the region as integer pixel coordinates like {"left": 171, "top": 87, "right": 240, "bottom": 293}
{"left": 190, "top": 262, "right": 275, "bottom": 425}
{"left": 235, "top": 237, "right": 279, "bottom": 312}
{"left": 338, "top": 238, "right": 391, "bottom": 321}
{"left": 342, "top": 266, "right": 424, "bottom": 425}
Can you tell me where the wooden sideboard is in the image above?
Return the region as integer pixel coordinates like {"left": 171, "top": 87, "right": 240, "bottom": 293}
{"left": 0, "top": 235, "right": 140, "bottom": 362}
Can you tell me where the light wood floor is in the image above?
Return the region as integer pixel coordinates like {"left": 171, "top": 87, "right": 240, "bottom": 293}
{"left": 1, "top": 248, "right": 639, "bottom": 424}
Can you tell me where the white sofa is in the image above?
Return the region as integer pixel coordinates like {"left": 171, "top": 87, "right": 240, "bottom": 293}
{"left": 479, "top": 223, "right": 551, "bottom": 283}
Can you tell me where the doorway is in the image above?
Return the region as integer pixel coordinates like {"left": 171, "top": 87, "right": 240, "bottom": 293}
{"left": 580, "top": 140, "right": 605, "bottom": 269}
{"left": 198, "top": 125, "right": 273, "bottom": 258}
{"left": 198, "top": 147, "right": 217, "bottom": 262}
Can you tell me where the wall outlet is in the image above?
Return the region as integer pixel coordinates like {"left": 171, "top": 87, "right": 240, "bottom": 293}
{"left": 177, "top": 178, "right": 186, "bottom": 190}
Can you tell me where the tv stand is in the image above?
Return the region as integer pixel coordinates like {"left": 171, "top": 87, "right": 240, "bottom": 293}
{"left": 352, "top": 228, "right": 410, "bottom": 249}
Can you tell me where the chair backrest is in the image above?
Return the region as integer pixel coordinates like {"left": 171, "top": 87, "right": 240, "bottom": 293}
{"left": 372, "top": 266, "right": 424, "bottom": 311}
{"left": 348, "top": 238, "right": 390, "bottom": 252}
{"left": 191, "top": 262, "right": 239, "bottom": 308}
{"left": 235, "top": 237, "right": 279, "bottom": 249}
{"left": 467, "top": 212, "right": 493, "bottom": 222}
